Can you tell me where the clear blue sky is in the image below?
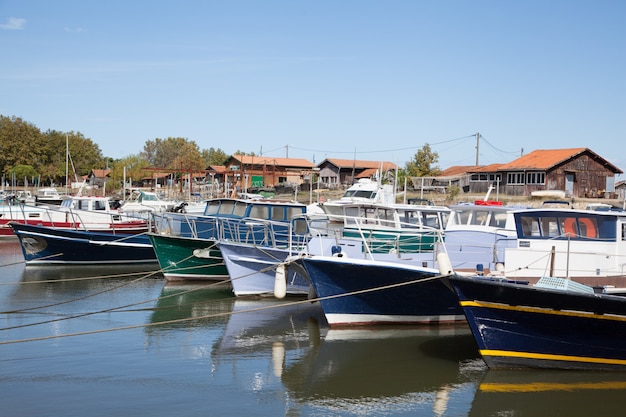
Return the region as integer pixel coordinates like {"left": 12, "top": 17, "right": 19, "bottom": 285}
{"left": 1, "top": 0, "right": 624, "bottom": 173}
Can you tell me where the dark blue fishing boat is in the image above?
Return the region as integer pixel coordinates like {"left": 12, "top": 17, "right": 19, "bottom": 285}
{"left": 445, "top": 274, "right": 626, "bottom": 371}
{"left": 10, "top": 222, "right": 157, "bottom": 265}
{"left": 289, "top": 254, "right": 465, "bottom": 326}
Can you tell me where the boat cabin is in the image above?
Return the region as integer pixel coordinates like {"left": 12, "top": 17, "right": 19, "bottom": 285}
{"left": 505, "top": 208, "right": 626, "bottom": 281}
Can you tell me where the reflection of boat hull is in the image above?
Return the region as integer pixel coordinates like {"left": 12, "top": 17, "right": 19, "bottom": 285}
{"left": 11, "top": 223, "right": 157, "bottom": 265}
{"left": 214, "top": 297, "right": 326, "bottom": 356}
{"left": 148, "top": 233, "right": 229, "bottom": 281}
{"left": 148, "top": 282, "right": 235, "bottom": 331}
{"left": 282, "top": 324, "right": 481, "bottom": 401}
{"left": 292, "top": 255, "right": 465, "bottom": 326}
{"left": 447, "top": 275, "right": 626, "bottom": 370}
{"left": 470, "top": 369, "right": 626, "bottom": 416}
{"left": 218, "top": 241, "right": 310, "bottom": 297}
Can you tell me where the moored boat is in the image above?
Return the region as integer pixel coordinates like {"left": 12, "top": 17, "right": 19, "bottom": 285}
{"left": 315, "top": 178, "right": 395, "bottom": 217}
{"left": 287, "top": 253, "right": 465, "bottom": 326}
{"left": 0, "top": 195, "right": 150, "bottom": 237}
{"left": 149, "top": 197, "right": 307, "bottom": 282}
{"left": 445, "top": 274, "right": 626, "bottom": 371}
{"left": 10, "top": 222, "right": 157, "bottom": 265}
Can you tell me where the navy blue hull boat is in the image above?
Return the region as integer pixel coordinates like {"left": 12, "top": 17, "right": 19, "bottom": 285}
{"left": 10, "top": 222, "right": 157, "bottom": 265}
{"left": 445, "top": 274, "right": 626, "bottom": 371}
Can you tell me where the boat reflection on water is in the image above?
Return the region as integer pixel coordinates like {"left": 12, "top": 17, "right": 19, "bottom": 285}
{"left": 148, "top": 282, "right": 236, "bottom": 331}
{"left": 281, "top": 324, "right": 485, "bottom": 415}
{"left": 13, "top": 264, "right": 164, "bottom": 302}
{"left": 213, "top": 297, "right": 326, "bottom": 361}
{"left": 470, "top": 370, "right": 626, "bottom": 416}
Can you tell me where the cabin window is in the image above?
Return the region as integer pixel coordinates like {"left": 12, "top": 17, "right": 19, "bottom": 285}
{"left": 507, "top": 172, "right": 525, "bottom": 184}
{"left": 472, "top": 210, "right": 490, "bottom": 226}
{"left": 94, "top": 200, "right": 106, "bottom": 211}
{"left": 403, "top": 211, "right": 421, "bottom": 227}
{"left": 540, "top": 217, "right": 559, "bottom": 237}
{"left": 423, "top": 212, "right": 441, "bottom": 229}
{"left": 271, "top": 207, "right": 286, "bottom": 221}
{"left": 622, "top": 224, "right": 626, "bottom": 240}
{"left": 453, "top": 210, "right": 472, "bottom": 226}
{"left": 293, "top": 218, "right": 308, "bottom": 235}
{"left": 249, "top": 205, "right": 268, "bottom": 219}
{"left": 233, "top": 202, "right": 247, "bottom": 217}
{"left": 286, "top": 207, "right": 304, "bottom": 220}
{"left": 218, "top": 201, "right": 236, "bottom": 215}
{"left": 492, "top": 212, "right": 508, "bottom": 228}
{"left": 520, "top": 213, "right": 607, "bottom": 240}
{"left": 520, "top": 216, "right": 540, "bottom": 237}
{"left": 205, "top": 201, "right": 220, "bottom": 215}
{"left": 526, "top": 172, "right": 546, "bottom": 185}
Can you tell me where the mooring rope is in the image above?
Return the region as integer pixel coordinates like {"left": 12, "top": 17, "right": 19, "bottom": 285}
{"left": 0, "top": 267, "right": 450, "bottom": 345}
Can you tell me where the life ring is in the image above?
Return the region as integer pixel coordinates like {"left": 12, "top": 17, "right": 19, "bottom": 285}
{"left": 562, "top": 217, "right": 577, "bottom": 237}
{"left": 562, "top": 217, "right": 597, "bottom": 238}
{"left": 578, "top": 217, "right": 597, "bottom": 238}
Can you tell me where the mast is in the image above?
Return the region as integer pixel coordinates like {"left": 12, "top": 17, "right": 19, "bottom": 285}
{"left": 65, "top": 134, "right": 69, "bottom": 195}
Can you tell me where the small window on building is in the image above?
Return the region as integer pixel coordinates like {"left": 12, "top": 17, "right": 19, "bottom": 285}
{"left": 507, "top": 172, "right": 525, "bottom": 184}
{"left": 526, "top": 172, "right": 546, "bottom": 185}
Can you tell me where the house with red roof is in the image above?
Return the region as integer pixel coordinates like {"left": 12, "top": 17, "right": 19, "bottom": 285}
{"left": 316, "top": 158, "right": 398, "bottom": 187}
{"left": 223, "top": 154, "right": 315, "bottom": 190}
{"left": 463, "top": 148, "right": 622, "bottom": 198}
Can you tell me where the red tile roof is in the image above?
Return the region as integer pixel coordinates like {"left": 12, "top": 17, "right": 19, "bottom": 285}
{"left": 498, "top": 148, "right": 588, "bottom": 170}
{"left": 231, "top": 154, "right": 314, "bottom": 168}
{"left": 439, "top": 165, "right": 479, "bottom": 177}
{"left": 91, "top": 169, "right": 111, "bottom": 178}
{"left": 321, "top": 158, "right": 398, "bottom": 170}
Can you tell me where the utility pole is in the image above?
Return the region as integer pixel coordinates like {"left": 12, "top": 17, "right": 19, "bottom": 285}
{"left": 286, "top": 144, "right": 288, "bottom": 158}
{"left": 475, "top": 132, "right": 480, "bottom": 166}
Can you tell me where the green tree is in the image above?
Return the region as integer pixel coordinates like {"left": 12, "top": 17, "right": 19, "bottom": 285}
{"left": 8, "top": 164, "right": 38, "bottom": 185}
{"left": 108, "top": 155, "right": 152, "bottom": 192}
{"left": 405, "top": 143, "right": 441, "bottom": 177}
{"left": 0, "top": 115, "right": 46, "bottom": 178}
{"left": 202, "top": 147, "right": 229, "bottom": 166}
{"left": 141, "top": 137, "right": 205, "bottom": 171}
{"left": 42, "top": 130, "right": 104, "bottom": 185}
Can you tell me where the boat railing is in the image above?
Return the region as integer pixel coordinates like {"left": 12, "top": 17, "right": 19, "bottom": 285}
{"left": 152, "top": 211, "right": 220, "bottom": 239}
{"left": 288, "top": 213, "right": 446, "bottom": 261}
{"left": 53, "top": 206, "right": 150, "bottom": 233}
{"left": 217, "top": 216, "right": 295, "bottom": 248}
{"left": 1, "top": 202, "right": 150, "bottom": 233}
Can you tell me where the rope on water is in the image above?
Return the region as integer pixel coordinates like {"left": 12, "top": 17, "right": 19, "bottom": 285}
{"left": 0, "top": 268, "right": 451, "bottom": 345}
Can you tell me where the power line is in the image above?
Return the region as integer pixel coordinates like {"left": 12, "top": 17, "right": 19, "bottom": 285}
{"left": 288, "top": 134, "right": 478, "bottom": 155}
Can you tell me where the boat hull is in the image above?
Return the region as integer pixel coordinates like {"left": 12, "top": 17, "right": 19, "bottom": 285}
{"left": 218, "top": 241, "right": 310, "bottom": 297}
{"left": 446, "top": 275, "right": 626, "bottom": 370}
{"left": 148, "top": 233, "right": 229, "bottom": 282}
{"left": 10, "top": 223, "right": 157, "bottom": 265}
{"left": 293, "top": 256, "right": 465, "bottom": 326}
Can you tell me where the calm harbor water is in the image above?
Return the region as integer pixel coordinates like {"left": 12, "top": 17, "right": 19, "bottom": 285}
{"left": 1, "top": 239, "right": 626, "bottom": 416}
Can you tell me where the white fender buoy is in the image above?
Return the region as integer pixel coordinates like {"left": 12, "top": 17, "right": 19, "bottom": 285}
{"left": 274, "top": 264, "right": 287, "bottom": 299}
{"left": 437, "top": 252, "right": 453, "bottom": 276}
{"left": 271, "top": 342, "right": 285, "bottom": 377}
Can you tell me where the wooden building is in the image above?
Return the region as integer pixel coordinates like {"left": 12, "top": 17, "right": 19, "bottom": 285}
{"left": 316, "top": 158, "right": 398, "bottom": 187}
{"left": 223, "top": 154, "right": 315, "bottom": 190}
{"left": 465, "top": 148, "right": 622, "bottom": 198}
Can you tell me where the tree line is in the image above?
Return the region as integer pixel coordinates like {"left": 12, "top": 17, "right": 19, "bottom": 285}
{"left": 1, "top": 114, "right": 441, "bottom": 193}
{"left": 0, "top": 115, "right": 229, "bottom": 192}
